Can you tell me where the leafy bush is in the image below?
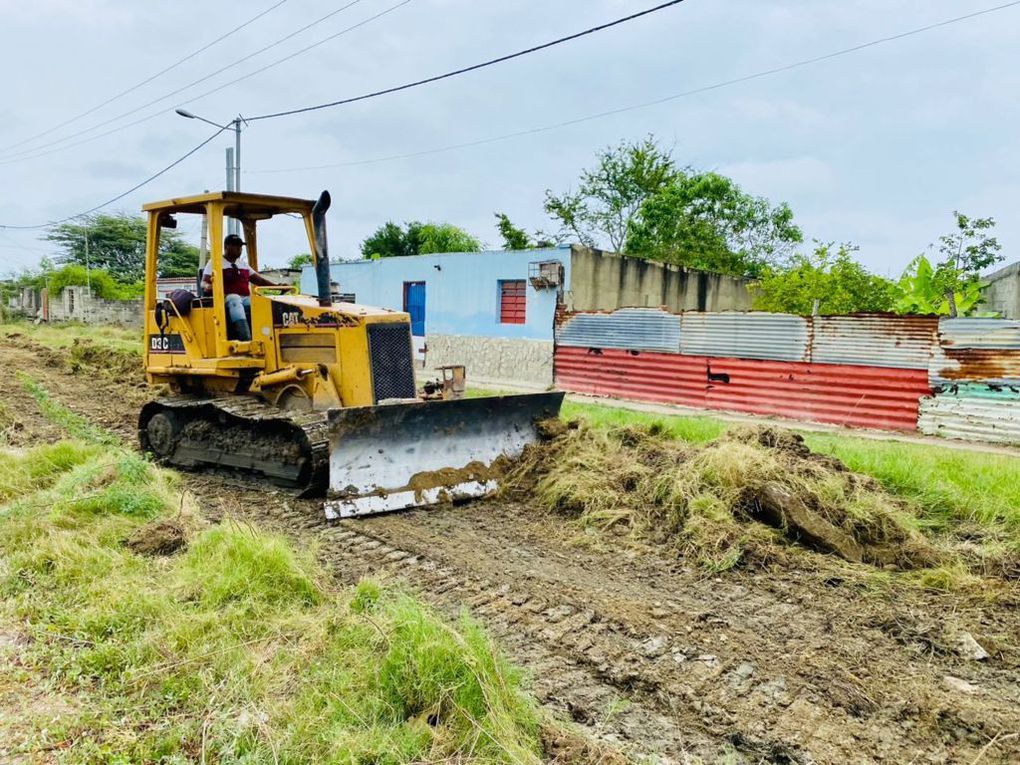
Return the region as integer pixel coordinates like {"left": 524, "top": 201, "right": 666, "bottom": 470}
{"left": 753, "top": 242, "right": 896, "bottom": 315}
{"left": 47, "top": 264, "right": 143, "bottom": 300}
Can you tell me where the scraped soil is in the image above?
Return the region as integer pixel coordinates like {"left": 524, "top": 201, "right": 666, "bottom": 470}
{"left": 3, "top": 334, "right": 1020, "bottom": 764}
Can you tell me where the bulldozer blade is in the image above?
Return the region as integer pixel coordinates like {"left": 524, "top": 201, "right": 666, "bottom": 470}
{"left": 324, "top": 392, "right": 564, "bottom": 519}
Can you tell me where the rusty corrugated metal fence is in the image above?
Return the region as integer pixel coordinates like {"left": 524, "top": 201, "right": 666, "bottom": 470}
{"left": 553, "top": 309, "right": 1020, "bottom": 446}
{"left": 811, "top": 315, "right": 937, "bottom": 370}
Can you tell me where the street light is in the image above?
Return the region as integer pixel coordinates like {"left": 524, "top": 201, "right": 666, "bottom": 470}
{"left": 177, "top": 108, "right": 244, "bottom": 236}
{"left": 175, "top": 108, "right": 242, "bottom": 194}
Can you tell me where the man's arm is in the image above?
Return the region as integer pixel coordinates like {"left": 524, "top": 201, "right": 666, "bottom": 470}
{"left": 248, "top": 270, "right": 280, "bottom": 288}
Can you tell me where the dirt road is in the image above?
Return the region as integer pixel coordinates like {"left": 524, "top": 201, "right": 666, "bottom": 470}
{"left": 4, "top": 335, "right": 1019, "bottom": 764}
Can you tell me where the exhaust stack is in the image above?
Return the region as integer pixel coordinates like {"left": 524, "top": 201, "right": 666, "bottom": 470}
{"left": 311, "top": 190, "right": 332, "bottom": 307}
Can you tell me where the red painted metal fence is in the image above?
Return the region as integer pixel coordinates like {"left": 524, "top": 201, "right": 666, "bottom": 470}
{"left": 555, "top": 346, "right": 931, "bottom": 431}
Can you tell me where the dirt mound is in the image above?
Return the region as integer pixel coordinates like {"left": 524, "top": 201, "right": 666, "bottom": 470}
{"left": 507, "top": 423, "right": 941, "bottom": 571}
{"left": 68, "top": 338, "right": 141, "bottom": 380}
{"left": 125, "top": 518, "right": 189, "bottom": 556}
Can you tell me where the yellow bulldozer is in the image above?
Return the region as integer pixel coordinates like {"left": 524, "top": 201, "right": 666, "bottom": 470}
{"left": 138, "top": 190, "right": 562, "bottom": 518}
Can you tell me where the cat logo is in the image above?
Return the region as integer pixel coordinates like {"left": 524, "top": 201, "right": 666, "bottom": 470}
{"left": 280, "top": 311, "right": 302, "bottom": 327}
{"left": 273, "top": 302, "right": 306, "bottom": 328}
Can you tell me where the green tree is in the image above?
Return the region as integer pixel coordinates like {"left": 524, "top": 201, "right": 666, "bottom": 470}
{"left": 159, "top": 237, "right": 201, "bottom": 278}
{"left": 43, "top": 213, "right": 199, "bottom": 281}
{"left": 418, "top": 222, "right": 481, "bottom": 254}
{"left": 544, "top": 136, "right": 801, "bottom": 276}
{"left": 544, "top": 136, "right": 676, "bottom": 252}
{"left": 360, "top": 221, "right": 480, "bottom": 259}
{"left": 288, "top": 253, "right": 313, "bottom": 268}
{"left": 930, "top": 211, "right": 1002, "bottom": 317}
{"left": 494, "top": 213, "right": 533, "bottom": 250}
{"left": 361, "top": 221, "right": 416, "bottom": 259}
{"left": 47, "top": 264, "right": 144, "bottom": 300}
{"left": 753, "top": 243, "right": 896, "bottom": 315}
{"left": 626, "top": 172, "right": 802, "bottom": 277}
{"left": 894, "top": 214, "right": 1002, "bottom": 317}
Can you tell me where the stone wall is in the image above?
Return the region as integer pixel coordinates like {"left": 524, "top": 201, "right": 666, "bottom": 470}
{"left": 423, "top": 334, "right": 553, "bottom": 388}
{"left": 47, "top": 286, "right": 143, "bottom": 327}
{"left": 567, "top": 246, "right": 754, "bottom": 313}
{"left": 984, "top": 261, "right": 1020, "bottom": 319}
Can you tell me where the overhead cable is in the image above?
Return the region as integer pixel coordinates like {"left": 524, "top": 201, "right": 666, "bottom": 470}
{"left": 247, "top": 0, "right": 690, "bottom": 121}
{"left": 0, "top": 127, "right": 226, "bottom": 231}
{"left": 247, "top": 0, "right": 1020, "bottom": 173}
{"left": 0, "top": 0, "right": 290, "bottom": 154}
{"left": 0, "top": 0, "right": 411, "bottom": 167}
{"left": 0, "top": 0, "right": 369, "bottom": 163}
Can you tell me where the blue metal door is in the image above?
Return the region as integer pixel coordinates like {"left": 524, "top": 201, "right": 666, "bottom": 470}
{"left": 403, "top": 281, "right": 426, "bottom": 337}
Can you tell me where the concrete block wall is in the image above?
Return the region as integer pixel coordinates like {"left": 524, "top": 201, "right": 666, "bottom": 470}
{"left": 48, "top": 286, "right": 143, "bottom": 327}
{"left": 567, "top": 246, "right": 754, "bottom": 313}
{"left": 983, "top": 261, "right": 1020, "bottom": 319}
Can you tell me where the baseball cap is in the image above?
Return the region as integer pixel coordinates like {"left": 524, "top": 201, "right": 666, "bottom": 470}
{"left": 224, "top": 234, "right": 245, "bottom": 246}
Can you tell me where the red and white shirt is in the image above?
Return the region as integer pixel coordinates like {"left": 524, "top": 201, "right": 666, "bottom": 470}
{"left": 203, "top": 256, "right": 251, "bottom": 297}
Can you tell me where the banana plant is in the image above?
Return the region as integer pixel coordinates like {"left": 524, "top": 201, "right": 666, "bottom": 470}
{"left": 894, "top": 255, "right": 993, "bottom": 316}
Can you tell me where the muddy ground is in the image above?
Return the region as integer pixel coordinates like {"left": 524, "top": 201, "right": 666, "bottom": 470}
{"left": 2, "top": 334, "right": 1019, "bottom": 765}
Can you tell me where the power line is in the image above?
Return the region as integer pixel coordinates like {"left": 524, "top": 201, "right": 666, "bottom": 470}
{"left": 248, "top": 0, "right": 1020, "bottom": 173}
{"left": 0, "top": 0, "right": 410, "bottom": 171}
{"left": 0, "top": 0, "right": 290, "bottom": 155}
{"left": 166, "top": 0, "right": 413, "bottom": 117}
{"left": 0, "top": 127, "right": 226, "bottom": 231}
{"left": 247, "top": 0, "right": 690, "bottom": 121}
{"left": 0, "top": 0, "right": 370, "bottom": 164}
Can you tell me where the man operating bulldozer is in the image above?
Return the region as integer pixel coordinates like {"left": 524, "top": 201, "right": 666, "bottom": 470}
{"left": 201, "top": 233, "right": 279, "bottom": 341}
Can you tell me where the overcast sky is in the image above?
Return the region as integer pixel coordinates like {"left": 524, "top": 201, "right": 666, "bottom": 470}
{"left": 0, "top": 0, "right": 1017, "bottom": 277}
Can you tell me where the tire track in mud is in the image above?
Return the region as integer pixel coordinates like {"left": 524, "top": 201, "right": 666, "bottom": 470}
{"left": 6, "top": 336, "right": 1020, "bottom": 764}
{"left": 205, "top": 487, "right": 736, "bottom": 761}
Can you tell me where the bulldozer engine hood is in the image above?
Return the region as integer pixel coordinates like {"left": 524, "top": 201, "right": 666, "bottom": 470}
{"left": 268, "top": 293, "right": 401, "bottom": 330}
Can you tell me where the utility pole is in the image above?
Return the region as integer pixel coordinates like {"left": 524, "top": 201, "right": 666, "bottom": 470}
{"left": 83, "top": 216, "right": 91, "bottom": 324}
{"left": 225, "top": 147, "right": 236, "bottom": 236}
{"left": 233, "top": 117, "right": 241, "bottom": 194}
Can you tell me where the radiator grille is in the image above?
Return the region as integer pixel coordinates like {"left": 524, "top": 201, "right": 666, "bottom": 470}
{"left": 367, "top": 323, "right": 417, "bottom": 402}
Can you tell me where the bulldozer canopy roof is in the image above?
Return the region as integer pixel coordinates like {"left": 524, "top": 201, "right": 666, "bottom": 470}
{"left": 142, "top": 191, "right": 315, "bottom": 218}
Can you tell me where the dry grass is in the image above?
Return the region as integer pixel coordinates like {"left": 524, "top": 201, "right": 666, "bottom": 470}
{"left": 507, "top": 422, "right": 995, "bottom": 581}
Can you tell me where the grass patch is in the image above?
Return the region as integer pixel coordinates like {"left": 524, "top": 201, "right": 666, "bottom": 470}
{"left": 0, "top": 441, "right": 544, "bottom": 764}
{"left": 802, "top": 434, "right": 1020, "bottom": 533}
{"left": 18, "top": 373, "right": 118, "bottom": 445}
{"left": 561, "top": 399, "right": 727, "bottom": 444}
{"left": 0, "top": 321, "right": 141, "bottom": 355}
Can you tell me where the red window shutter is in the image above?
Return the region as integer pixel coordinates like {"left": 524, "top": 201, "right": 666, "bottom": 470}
{"left": 499, "top": 280, "right": 526, "bottom": 324}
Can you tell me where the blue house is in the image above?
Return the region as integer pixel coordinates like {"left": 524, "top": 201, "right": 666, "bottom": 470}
{"left": 301, "top": 247, "right": 570, "bottom": 386}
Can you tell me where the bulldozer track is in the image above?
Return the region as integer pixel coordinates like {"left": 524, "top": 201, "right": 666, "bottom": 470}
{"left": 139, "top": 396, "right": 330, "bottom": 496}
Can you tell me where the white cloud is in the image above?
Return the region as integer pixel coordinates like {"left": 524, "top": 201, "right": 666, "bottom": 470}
{"left": 719, "top": 156, "right": 836, "bottom": 199}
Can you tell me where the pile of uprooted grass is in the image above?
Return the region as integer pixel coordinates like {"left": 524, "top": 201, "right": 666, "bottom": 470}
{"left": 0, "top": 438, "right": 547, "bottom": 764}
{"left": 67, "top": 337, "right": 142, "bottom": 380}
{"left": 508, "top": 422, "right": 952, "bottom": 574}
